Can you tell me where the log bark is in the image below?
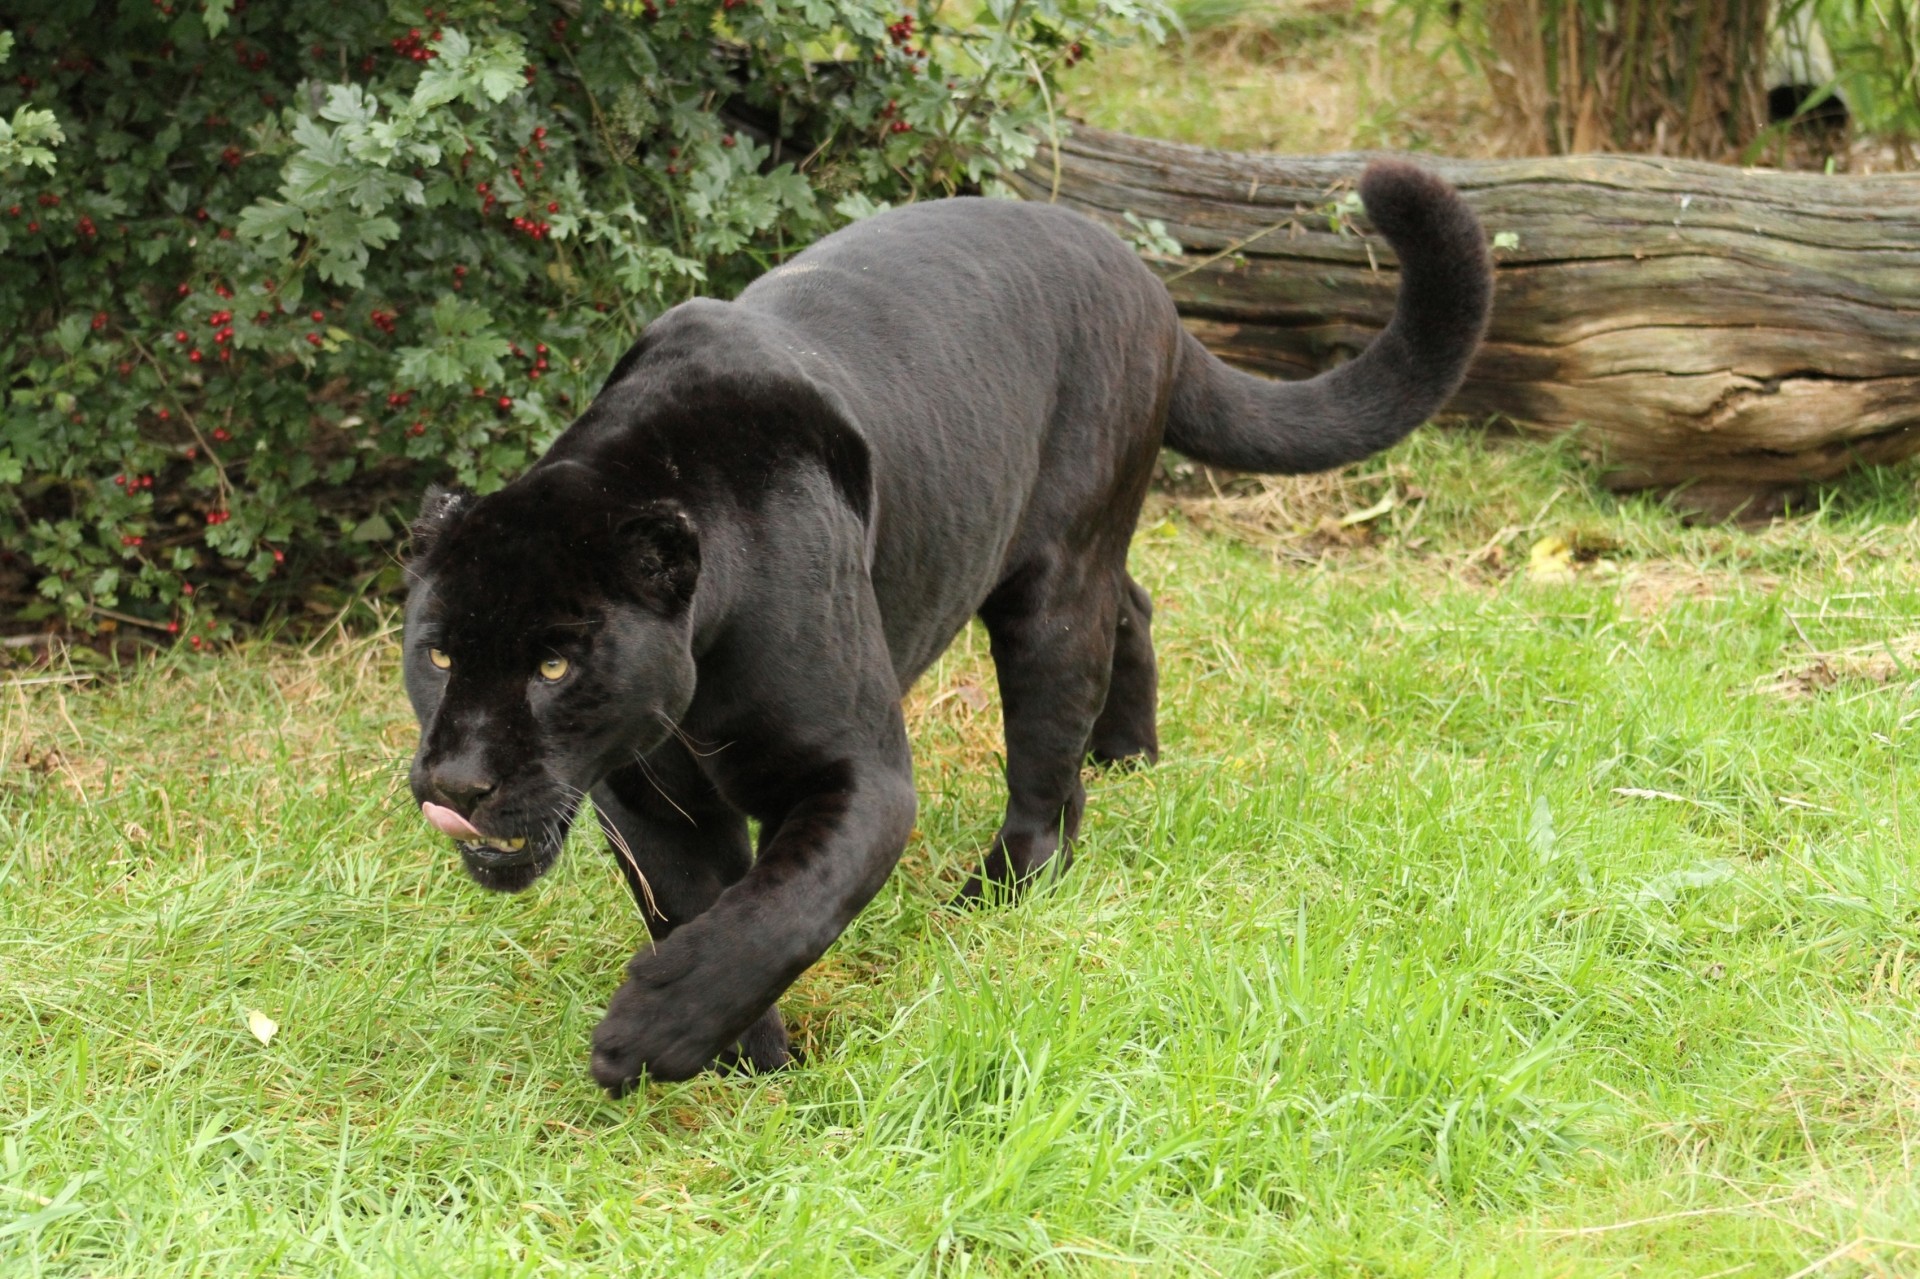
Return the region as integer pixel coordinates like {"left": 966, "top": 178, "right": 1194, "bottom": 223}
{"left": 1006, "top": 126, "right": 1920, "bottom": 511}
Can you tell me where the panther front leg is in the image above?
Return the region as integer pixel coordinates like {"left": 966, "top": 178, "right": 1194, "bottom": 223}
{"left": 592, "top": 746, "right": 792, "bottom": 1076}
{"left": 589, "top": 719, "right": 917, "bottom": 1092}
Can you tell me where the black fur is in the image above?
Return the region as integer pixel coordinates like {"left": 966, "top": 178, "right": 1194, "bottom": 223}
{"left": 403, "top": 163, "right": 1492, "bottom": 1091}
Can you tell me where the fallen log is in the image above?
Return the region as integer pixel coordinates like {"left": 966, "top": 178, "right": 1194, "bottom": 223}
{"left": 1006, "top": 126, "right": 1920, "bottom": 516}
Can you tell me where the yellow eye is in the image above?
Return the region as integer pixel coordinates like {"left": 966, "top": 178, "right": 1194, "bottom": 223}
{"left": 538, "top": 656, "right": 569, "bottom": 682}
{"left": 429, "top": 648, "right": 451, "bottom": 670}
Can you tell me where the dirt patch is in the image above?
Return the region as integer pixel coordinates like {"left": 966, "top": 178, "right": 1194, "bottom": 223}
{"left": 1756, "top": 634, "right": 1920, "bottom": 700}
{"left": 1621, "top": 562, "right": 1776, "bottom": 617}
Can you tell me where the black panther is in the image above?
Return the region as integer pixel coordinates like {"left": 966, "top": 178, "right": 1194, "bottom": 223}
{"left": 403, "top": 163, "right": 1492, "bottom": 1093}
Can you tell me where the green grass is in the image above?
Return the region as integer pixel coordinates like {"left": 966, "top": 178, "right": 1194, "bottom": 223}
{"left": 8, "top": 429, "right": 1920, "bottom": 1276}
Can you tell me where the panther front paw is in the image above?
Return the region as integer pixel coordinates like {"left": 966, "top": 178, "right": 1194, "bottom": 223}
{"left": 589, "top": 965, "right": 793, "bottom": 1095}
{"left": 590, "top": 972, "right": 730, "bottom": 1094}
{"left": 714, "top": 1005, "right": 795, "bottom": 1076}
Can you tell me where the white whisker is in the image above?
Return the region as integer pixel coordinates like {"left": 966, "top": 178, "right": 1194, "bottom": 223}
{"left": 632, "top": 750, "right": 695, "bottom": 826}
{"left": 600, "top": 818, "right": 662, "bottom": 923}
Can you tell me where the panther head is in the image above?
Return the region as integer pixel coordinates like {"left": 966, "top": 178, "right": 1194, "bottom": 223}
{"left": 402, "top": 460, "right": 701, "bottom": 891}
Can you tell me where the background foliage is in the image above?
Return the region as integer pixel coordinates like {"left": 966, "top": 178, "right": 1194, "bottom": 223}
{"left": 1391, "top": 0, "right": 1920, "bottom": 161}
{"left": 0, "top": 0, "right": 1158, "bottom": 634}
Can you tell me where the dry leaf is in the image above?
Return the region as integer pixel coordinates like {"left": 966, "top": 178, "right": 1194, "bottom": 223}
{"left": 1527, "top": 534, "right": 1575, "bottom": 582}
{"left": 1337, "top": 489, "right": 1397, "bottom": 527}
{"left": 246, "top": 1009, "right": 278, "bottom": 1046}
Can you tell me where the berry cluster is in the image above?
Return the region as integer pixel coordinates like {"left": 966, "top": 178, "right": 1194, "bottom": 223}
{"left": 508, "top": 342, "right": 553, "bottom": 383}
{"left": 231, "top": 39, "right": 270, "bottom": 73}
{"left": 390, "top": 27, "right": 441, "bottom": 63}
{"left": 879, "top": 13, "right": 927, "bottom": 64}
{"left": 369, "top": 308, "right": 399, "bottom": 335}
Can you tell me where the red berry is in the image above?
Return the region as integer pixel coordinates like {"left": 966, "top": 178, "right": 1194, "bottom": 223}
{"left": 189, "top": 350, "right": 202, "bottom": 363}
{"left": 547, "top": 201, "right": 560, "bottom": 213}
{"left": 25, "top": 221, "right": 38, "bottom": 233}
{"left": 310, "top": 310, "right": 324, "bottom": 322}
{"left": 167, "top": 621, "right": 180, "bottom": 634}
{"left": 306, "top": 332, "right": 322, "bottom": 346}
{"left": 497, "top": 396, "right": 512, "bottom": 409}
{"left": 91, "top": 312, "right": 107, "bottom": 330}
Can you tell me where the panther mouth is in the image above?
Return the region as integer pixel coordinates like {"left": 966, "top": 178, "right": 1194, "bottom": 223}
{"left": 422, "top": 802, "right": 529, "bottom": 860}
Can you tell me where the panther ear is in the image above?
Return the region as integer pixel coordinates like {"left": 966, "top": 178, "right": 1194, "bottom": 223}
{"left": 409, "top": 484, "right": 474, "bottom": 560}
{"left": 617, "top": 501, "right": 700, "bottom": 612}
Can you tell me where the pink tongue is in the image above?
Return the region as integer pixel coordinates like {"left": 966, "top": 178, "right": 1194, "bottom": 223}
{"left": 422, "top": 802, "right": 482, "bottom": 841}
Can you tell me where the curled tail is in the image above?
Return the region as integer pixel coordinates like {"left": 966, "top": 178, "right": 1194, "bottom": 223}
{"left": 1163, "top": 160, "right": 1492, "bottom": 474}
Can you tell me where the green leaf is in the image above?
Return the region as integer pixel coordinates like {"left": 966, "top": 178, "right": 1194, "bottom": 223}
{"left": 0, "top": 107, "right": 66, "bottom": 175}
{"left": 201, "top": 0, "right": 233, "bottom": 37}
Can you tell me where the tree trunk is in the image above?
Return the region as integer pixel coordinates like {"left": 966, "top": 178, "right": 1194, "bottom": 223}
{"left": 1008, "top": 125, "right": 1920, "bottom": 515}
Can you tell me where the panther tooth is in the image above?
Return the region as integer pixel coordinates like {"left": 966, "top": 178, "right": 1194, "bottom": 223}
{"left": 463, "top": 836, "right": 528, "bottom": 854}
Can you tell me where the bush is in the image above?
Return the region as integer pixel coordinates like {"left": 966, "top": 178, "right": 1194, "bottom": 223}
{"left": 0, "top": 0, "right": 1161, "bottom": 635}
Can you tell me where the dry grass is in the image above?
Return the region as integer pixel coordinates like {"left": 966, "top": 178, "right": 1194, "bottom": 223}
{"left": 1061, "top": 0, "right": 1498, "bottom": 155}
{"left": 1756, "top": 633, "right": 1920, "bottom": 699}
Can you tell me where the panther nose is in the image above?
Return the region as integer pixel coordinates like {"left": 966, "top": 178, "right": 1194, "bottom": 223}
{"left": 429, "top": 761, "right": 497, "bottom": 809}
